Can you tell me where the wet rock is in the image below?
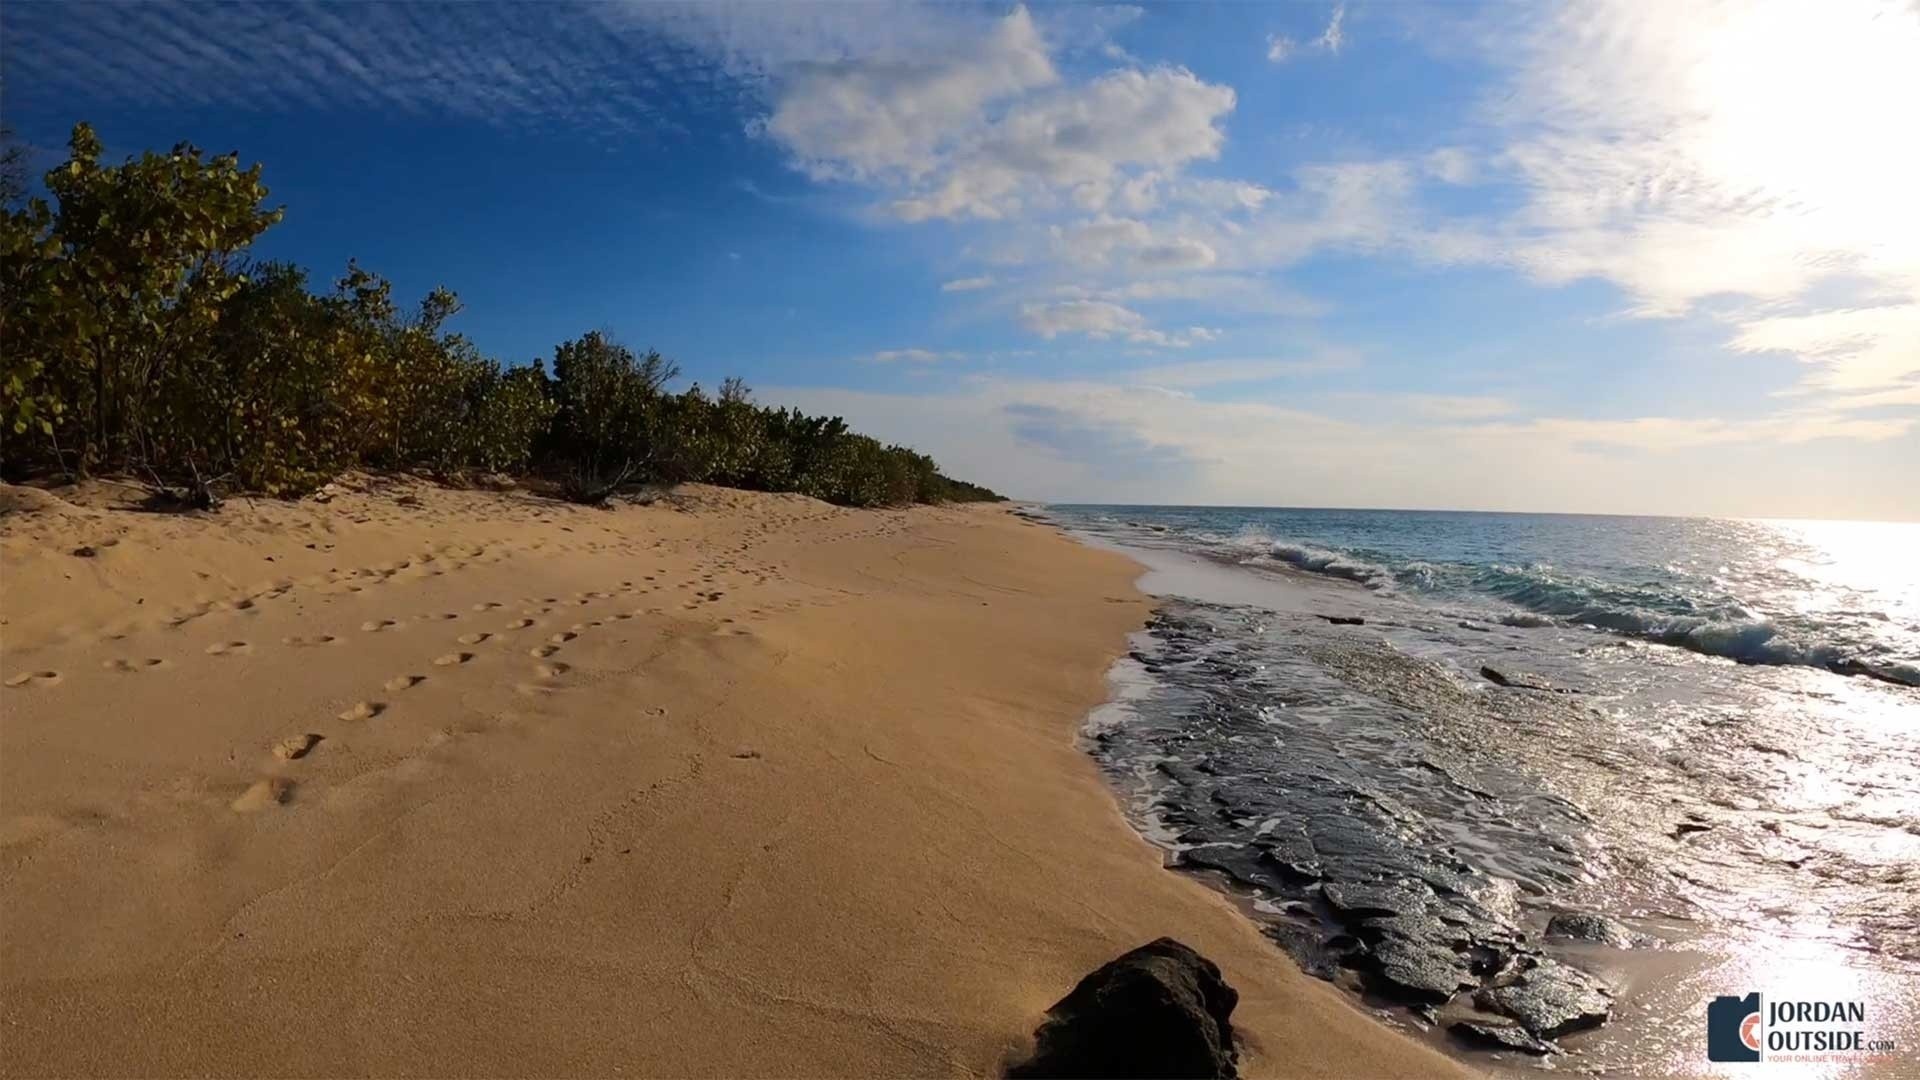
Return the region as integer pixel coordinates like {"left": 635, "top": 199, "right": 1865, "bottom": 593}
{"left": 1545, "top": 912, "right": 1640, "bottom": 948}
{"left": 1479, "top": 666, "right": 1579, "bottom": 693}
{"left": 1321, "top": 881, "right": 1423, "bottom": 918}
{"left": 1262, "top": 921, "right": 1344, "bottom": 981}
{"left": 1358, "top": 918, "right": 1477, "bottom": 1003}
{"left": 1477, "top": 958, "right": 1612, "bottom": 1038}
{"left": 1008, "top": 937, "right": 1238, "bottom": 1079}
{"left": 1450, "top": 1020, "right": 1558, "bottom": 1055}
{"left": 1178, "top": 844, "right": 1279, "bottom": 890}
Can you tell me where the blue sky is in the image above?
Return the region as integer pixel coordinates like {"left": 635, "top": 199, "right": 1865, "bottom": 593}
{"left": 5, "top": 1, "right": 1917, "bottom": 518}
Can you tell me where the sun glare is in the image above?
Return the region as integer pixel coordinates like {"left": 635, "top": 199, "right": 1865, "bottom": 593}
{"left": 1689, "top": 0, "right": 1920, "bottom": 265}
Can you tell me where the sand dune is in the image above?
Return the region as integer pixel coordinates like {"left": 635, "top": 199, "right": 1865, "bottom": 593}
{"left": 0, "top": 477, "right": 1464, "bottom": 1077}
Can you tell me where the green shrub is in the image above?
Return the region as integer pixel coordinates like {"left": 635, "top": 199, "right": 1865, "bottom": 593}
{"left": 0, "top": 120, "right": 1003, "bottom": 508}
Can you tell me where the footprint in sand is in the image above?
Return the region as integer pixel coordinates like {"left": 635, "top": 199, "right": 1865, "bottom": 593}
{"left": 205, "top": 641, "right": 253, "bottom": 656}
{"left": 534, "top": 662, "right": 570, "bottom": 679}
{"left": 505, "top": 618, "right": 536, "bottom": 630}
{"left": 422, "top": 612, "right": 461, "bottom": 622}
{"left": 102, "top": 657, "right": 166, "bottom": 673}
{"left": 472, "top": 601, "right": 504, "bottom": 612}
{"left": 456, "top": 632, "right": 491, "bottom": 645}
{"left": 433, "top": 652, "right": 475, "bottom": 667}
{"left": 284, "top": 634, "right": 339, "bottom": 646}
{"left": 273, "top": 733, "right": 322, "bottom": 760}
{"left": 361, "top": 619, "right": 400, "bottom": 632}
{"left": 231, "top": 777, "right": 293, "bottom": 812}
{"left": 339, "top": 700, "right": 386, "bottom": 720}
{"left": 383, "top": 674, "right": 426, "bottom": 692}
{"left": 4, "top": 670, "right": 62, "bottom": 688}
{"left": 548, "top": 631, "right": 577, "bottom": 644}
{"left": 529, "top": 644, "right": 560, "bottom": 658}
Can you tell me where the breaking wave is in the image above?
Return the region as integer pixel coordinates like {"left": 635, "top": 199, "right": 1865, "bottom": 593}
{"left": 1244, "top": 536, "right": 1918, "bottom": 687}
{"left": 1263, "top": 542, "right": 1396, "bottom": 588}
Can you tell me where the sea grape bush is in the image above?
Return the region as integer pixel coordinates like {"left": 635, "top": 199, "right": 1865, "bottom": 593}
{"left": 0, "top": 123, "right": 1002, "bottom": 507}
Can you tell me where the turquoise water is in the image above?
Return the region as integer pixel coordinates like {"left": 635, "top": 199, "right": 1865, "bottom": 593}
{"left": 1057, "top": 507, "right": 1920, "bottom": 685}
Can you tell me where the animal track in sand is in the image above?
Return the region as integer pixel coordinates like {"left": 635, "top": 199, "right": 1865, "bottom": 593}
{"left": 534, "top": 662, "right": 570, "bottom": 678}
{"left": 384, "top": 674, "right": 426, "bottom": 692}
{"left": 505, "top": 618, "right": 536, "bottom": 630}
{"left": 529, "top": 644, "right": 560, "bottom": 658}
{"left": 4, "top": 670, "right": 62, "bottom": 688}
{"left": 284, "top": 634, "right": 339, "bottom": 646}
{"left": 232, "top": 777, "right": 293, "bottom": 812}
{"left": 422, "top": 612, "right": 461, "bottom": 622}
{"left": 456, "top": 632, "right": 492, "bottom": 645}
{"left": 433, "top": 652, "right": 475, "bottom": 666}
{"left": 549, "top": 631, "right": 577, "bottom": 644}
{"left": 473, "top": 601, "right": 504, "bottom": 611}
{"left": 273, "top": 733, "right": 322, "bottom": 760}
{"left": 102, "top": 657, "right": 166, "bottom": 672}
{"left": 205, "top": 641, "right": 253, "bottom": 656}
{"left": 361, "top": 619, "right": 401, "bottom": 632}
{"left": 339, "top": 700, "right": 386, "bottom": 720}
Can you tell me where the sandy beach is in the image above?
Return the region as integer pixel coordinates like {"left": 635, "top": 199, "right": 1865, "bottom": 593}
{"left": 0, "top": 478, "right": 1465, "bottom": 1078}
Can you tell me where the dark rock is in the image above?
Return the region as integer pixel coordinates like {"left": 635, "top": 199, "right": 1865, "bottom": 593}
{"left": 1317, "top": 615, "right": 1366, "bottom": 626}
{"left": 1479, "top": 666, "right": 1580, "bottom": 693}
{"left": 1544, "top": 912, "right": 1640, "bottom": 948}
{"left": 1261, "top": 922, "right": 1344, "bottom": 981}
{"left": 1321, "top": 881, "right": 1422, "bottom": 918}
{"left": 1477, "top": 958, "right": 1612, "bottom": 1038}
{"left": 1008, "top": 938, "right": 1238, "bottom": 1079}
{"left": 1450, "top": 1020, "right": 1558, "bottom": 1055}
{"left": 1364, "top": 930, "right": 1476, "bottom": 1003}
{"left": 72, "top": 545, "right": 97, "bottom": 558}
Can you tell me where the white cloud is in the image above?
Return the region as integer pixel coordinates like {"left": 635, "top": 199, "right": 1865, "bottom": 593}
{"left": 870, "top": 348, "right": 962, "bottom": 364}
{"left": 1316, "top": 4, "right": 1347, "bottom": 54}
{"left": 1018, "top": 299, "right": 1217, "bottom": 348}
{"left": 1729, "top": 304, "right": 1920, "bottom": 392}
{"left": 763, "top": 7, "right": 1056, "bottom": 183}
{"left": 1020, "top": 299, "right": 1148, "bottom": 339}
{"left": 1266, "top": 5, "right": 1347, "bottom": 65}
{"left": 1487, "top": 0, "right": 1920, "bottom": 393}
{"left": 1399, "top": 394, "right": 1516, "bottom": 421}
{"left": 1130, "top": 350, "right": 1361, "bottom": 387}
{"left": 757, "top": 9, "right": 1236, "bottom": 222}
{"left": 940, "top": 275, "right": 997, "bottom": 292}
{"left": 1422, "top": 148, "right": 1475, "bottom": 185}
{"left": 886, "top": 66, "right": 1237, "bottom": 222}
{"left": 1051, "top": 218, "right": 1217, "bottom": 271}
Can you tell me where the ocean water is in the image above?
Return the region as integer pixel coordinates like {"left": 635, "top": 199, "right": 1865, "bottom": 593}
{"left": 1044, "top": 505, "right": 1920, "bottom": 1077}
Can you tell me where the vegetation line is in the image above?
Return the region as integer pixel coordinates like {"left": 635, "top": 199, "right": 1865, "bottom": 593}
{"left": 0, "top": 123, "right": 1003, "bottom": 509}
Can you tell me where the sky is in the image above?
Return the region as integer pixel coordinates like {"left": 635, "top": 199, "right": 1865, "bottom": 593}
{"left": 4, "top": 1, "right": 1918, "bottom": 519}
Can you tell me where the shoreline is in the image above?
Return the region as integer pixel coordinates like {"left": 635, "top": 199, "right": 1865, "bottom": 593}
{"left": 1046, "top": 509, "right": 1920, "bottom": 1079}
{"left": 1, "top": 478, "right": 1464, "bottom": 1077}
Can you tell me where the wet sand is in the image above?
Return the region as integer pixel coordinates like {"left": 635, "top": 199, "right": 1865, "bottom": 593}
{"left": 0, "top": 477, "right": 1466, "bottom": 1077}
